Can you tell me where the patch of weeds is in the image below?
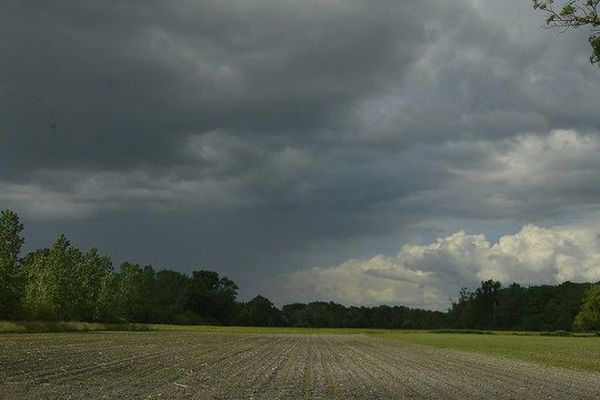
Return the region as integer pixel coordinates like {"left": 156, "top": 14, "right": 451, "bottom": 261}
{"left": 0, "top": 320, "right": 150, "bottom": 334}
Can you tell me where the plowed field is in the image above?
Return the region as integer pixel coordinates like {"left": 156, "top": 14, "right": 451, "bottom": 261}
{"left": 1, "top": 332, "right": 599, "bottom": 399}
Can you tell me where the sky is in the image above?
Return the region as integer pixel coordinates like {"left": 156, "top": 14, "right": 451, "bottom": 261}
{"left": 2, "top": 0, "right": 600, "bottom": 310}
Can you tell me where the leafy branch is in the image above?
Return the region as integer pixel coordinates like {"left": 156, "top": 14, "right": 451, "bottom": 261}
{"left": 533, "top": 0, "right": 600, "bottom": 64}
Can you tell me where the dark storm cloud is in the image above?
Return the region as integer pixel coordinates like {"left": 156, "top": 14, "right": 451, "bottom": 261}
{"left": 3, "top": 0, "right": 600, "bottom": 305}
{"left": 1, "top": 0, "right": 430, "bottom": 176}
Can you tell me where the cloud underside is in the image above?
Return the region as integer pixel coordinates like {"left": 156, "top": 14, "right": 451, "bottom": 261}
{"left": 2, "top": 0, "right": 600, "bottom": 304}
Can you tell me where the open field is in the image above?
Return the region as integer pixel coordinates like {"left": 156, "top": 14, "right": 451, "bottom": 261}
{"left": 1, "top": 331, "right": 600, "bottom": 399}
{"left": 3, "top": 322, "right": 600, "bottom": 372}
{"left": 379, "top": 330, "right": 600, "bottom": 372}
{"left": 149, "top": 325, "right": 600, "bottom": 372}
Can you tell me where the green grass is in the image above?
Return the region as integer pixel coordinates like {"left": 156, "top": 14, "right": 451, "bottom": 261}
{"left": 0, "top": 321, "right": 373, "bottom": 335}
{"left": 0, "top": 320, "right": 149, "bottom": 334}
{"left": 3, "top": 322, "right": 599, "bottom": 373}
{"left": 147, "top": 324, "right": 382, "bottom": 335}
{"left": 378, "top": 330, "right": 600, "bottom": 372}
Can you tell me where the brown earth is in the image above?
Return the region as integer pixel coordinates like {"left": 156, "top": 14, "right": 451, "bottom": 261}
{"left": 1, "top": 332, "right": 599, "bottom": 399}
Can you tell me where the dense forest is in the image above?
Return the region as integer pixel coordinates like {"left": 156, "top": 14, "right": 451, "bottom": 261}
{"left": 1, "top": 209, "right": 599, "bottom": 331}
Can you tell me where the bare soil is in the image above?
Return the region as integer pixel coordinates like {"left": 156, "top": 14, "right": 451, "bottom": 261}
{"left": 1, "top": 332, "right": 599, "bottom": 399}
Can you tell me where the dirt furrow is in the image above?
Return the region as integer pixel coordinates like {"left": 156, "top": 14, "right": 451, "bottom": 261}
{"left": 274, "top": 334, "right": 306, "bottom": 398}
{"left": 194, "top": 335, "right": 290, "bottom": 399}
{"left": 0, "top": 332, "right": 231, "bottom": 382}
{"left": 323, "top": 335, "right": 380, "bottom": 399}
{"left": 128, "top": 334, "right": 287, "bottom": 399}
{"left": 1, "top": 333, "right": 267, "bottom": 399}
{"left": 92, "top": 334, "right": 268, "bottom": 399}
{"left": 330, "top": 336, "right": 429, "bottom": 399}
{"left": 2, "top": 332, "right": 600, "bottom": 400}
{"left": 355, "top": 337, "right": 600, "bottom": 399}
{"left": 348, "top": 337, "right": 499, "bottom": 399}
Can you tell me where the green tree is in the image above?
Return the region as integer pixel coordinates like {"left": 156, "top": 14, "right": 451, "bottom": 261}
{"left": 153, "top": 270, "right": 192, "bottom": 324}
{"left": 186, "top": 271, "right": 239, "bottom": 324}
{"left": 80, "top": 248, "right": 113, "bottom": 321}
{"left": 23, "top": 238, "right": 113, "bottom": 322}
{"left": 22, "top": 235, "right": 85, "bottom": 320}
{"left": 22, "top": 249, "right": 52, "bottom": 319}
{"left": 282, "top": 303, "right": 307, "bottom": 326}
{"left": 495, "top": 283, "right": 525, "bottom": 329}
{"left": 48, "top": 234, "right": 84, "bottom": 320}
{"left": 0, "top": 210, "right": 25, "bottom": 319}
{"left": 573, "top": 284, "right": 600, "bottom": 331}
{"left": 97, "top": 271, "right": 121, "bottom": 322}
{"left": 533, "top": 0, "right": 600, "bottom": 64}
{"left": 238, "top": 296, "right": 284, "bottom": 326}
{"left": 476, "top": 280, "right": 502, "bottom": 328}
{"left": 117, "top": 263, "right": 155, "bottom": 322}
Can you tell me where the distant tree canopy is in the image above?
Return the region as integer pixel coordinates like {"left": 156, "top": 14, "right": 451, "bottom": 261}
{"left": 1, "top": 209, "right": 599, "bottom": 331}
{"left": 450, "top": 279, "right": 591, "bottom": 331}
{"left": 238, "top": 296, "right": 285, "bottom": 327}
{"left": 533, "top": 0, "right": 600, "bottom": 64}
{"left": 573, "top": 284, "right": 600, "bottom": 330}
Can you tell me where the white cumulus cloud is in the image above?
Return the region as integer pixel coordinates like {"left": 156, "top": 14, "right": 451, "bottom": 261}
{"left": 274, "top": 221, "right": 600, "bottom": 310}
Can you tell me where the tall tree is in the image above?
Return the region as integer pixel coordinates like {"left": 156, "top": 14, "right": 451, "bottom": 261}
{"left": 153, "top": 270, "right": 191, "bottom": 324}
{"left": 22, "top": 235, "right": 84, "bottom": 320}
{"left": 186, "top": 270, "right": 239, "bottom": 324}
{"left": 533, "top": 0, "right": 600, "bottom": 64}
{"left": 476, "top": 280, "right": 502, "bottom": 327}
{"left": 22, "top": 249, "right": 51, "bottom": 319}
{"left": 80, "top": 248, "right": 113, "bottom": 321}
{"left": 47, "top": 234, "right": 84, "bottom": 320}
{"left": 238, "top": 296, "right": 284, "bottom": 326}
{"left": 116, "top": 263, "right": 156, "bottom": 322}
{"left": 96, "top": 271, "right": 121, "bottom": 322}
{"left": 0, "top": 210, "right": 25, "bottom": 319}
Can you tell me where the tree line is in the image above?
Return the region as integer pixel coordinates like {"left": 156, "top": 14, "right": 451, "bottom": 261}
{"left": 1, "top": 209, "right": 599, "bottom": 331}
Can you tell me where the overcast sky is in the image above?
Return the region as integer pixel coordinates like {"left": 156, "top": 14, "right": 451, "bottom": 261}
{"left": 3, "top": 0, "right": 600, "bottom": 309}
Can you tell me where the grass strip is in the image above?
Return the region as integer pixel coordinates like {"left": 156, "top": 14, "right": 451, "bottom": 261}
{"left": 378, "top": 331, "right": 600, "bottom": 373}
{"left": 0, "top": 321, "right": 149, "bottom": 334}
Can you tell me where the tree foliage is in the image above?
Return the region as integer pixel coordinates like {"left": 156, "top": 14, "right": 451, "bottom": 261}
{"left": 450, "top": 280, "right": 591, "bottom": 331}
{"left": 237, "top": 296, "right": 284, "bottom": 326}
{"left": 186, "top": 271, "right": 239, "bottom": 324}
{"left": 533, "top": 0, "right": 600, "bottom": 64}
{"left": 21, "top": 235, "right": 107, "bottom": 321}
{"left": 573, "top": 284, "right": 600, "bottom": 330}
{"left": 1, "top": 209, "right": 598, "bottom": 331}
{"left": 0, "top": 210, "right": 24, "bottom": 319}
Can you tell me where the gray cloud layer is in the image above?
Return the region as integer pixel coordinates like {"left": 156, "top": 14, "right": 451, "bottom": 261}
{"left": 2, "top": 0, "right": 600, "bottom": 305}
